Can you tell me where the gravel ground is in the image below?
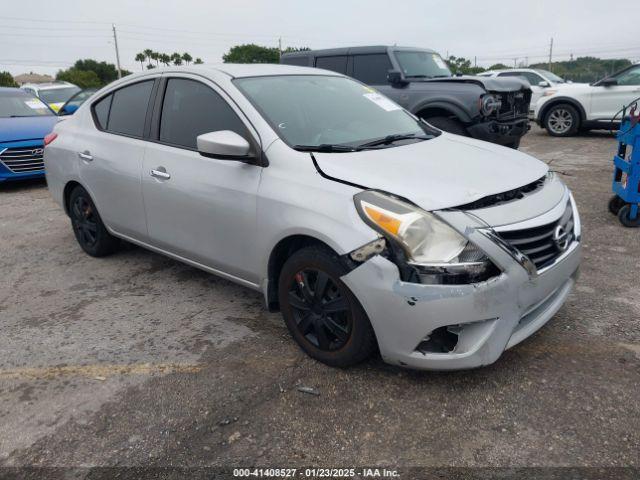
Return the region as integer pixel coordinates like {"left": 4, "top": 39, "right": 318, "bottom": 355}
{"left": 0, "top": 126, "right": 638, "bottom": 477}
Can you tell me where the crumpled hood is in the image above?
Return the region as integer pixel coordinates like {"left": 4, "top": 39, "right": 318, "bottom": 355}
{"left": 420, "top": 75, "right": 530, "bottom": 93}
{"left": 0, "top": 116, "right": 59, "bottom": 143}
{"left": 313, "top": 133, "right": 548, "bottom": 211}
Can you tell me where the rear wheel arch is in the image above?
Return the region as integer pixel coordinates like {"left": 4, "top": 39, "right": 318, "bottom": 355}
{"left": 63, "top": 180, "right": 83, "bottom": 216}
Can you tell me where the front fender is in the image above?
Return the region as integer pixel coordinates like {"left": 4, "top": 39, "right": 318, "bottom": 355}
{"left": 411, "top": 99, "right": 475, "bottom": 124}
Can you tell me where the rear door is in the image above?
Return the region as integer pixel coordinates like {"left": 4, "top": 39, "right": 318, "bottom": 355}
{"left": 77, "top": 78, "right": 157, "bottom": 240}
{"left": 141, "top": 75, "right": 263, "bottom": 283}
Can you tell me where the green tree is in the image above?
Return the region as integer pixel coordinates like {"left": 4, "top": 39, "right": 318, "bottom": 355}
{"left": 223, "top": 44, "right": 280, "bottom": 64}
{"left": 150, "top": 51, "right": 160, "bottom": 66}
{"left": 135, "top": 53, "right": 146, "bottom": 70}
{"left": 182, "top": 52, "right": 193, "bottom": 65}
{"left": 143, "top": 49, "right": 153, "bottom": 66}
{"left": 160, "top": 53, "right": 171, "bottom": 66}
{"left": 0, "top": 71, "right": 18, "bottom": 87}
{"left": 445, "top": 56, "right": 485, "bottom": 75}
{"left": 72, "top": 59, "right": 128, "bottom": 85}
{"left": 530, "top": 56, "right": 632, "bottom": 83}
{"left": 488, "top": 63, "right": 510, "bottom": 70}
{"left": 194, "top": 57, "right": 204, "bottom": 65}
{"left": 56, "top": 68, "right": 101, "bottom": 89}
{"left": 171, "top": 53, "right": 183, "bottom": 66}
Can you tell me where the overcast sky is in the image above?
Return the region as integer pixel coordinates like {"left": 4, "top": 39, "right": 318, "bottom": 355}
{"left": 1, "top": 0, "right": 638, "bottom": 76}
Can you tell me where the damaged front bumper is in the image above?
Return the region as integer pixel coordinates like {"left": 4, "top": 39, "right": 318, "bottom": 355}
{"left": 467, "top": 117, "right": 530, "bottom": 147}
{"left": 340, "top": 204, "right": 581, "bottom": 371}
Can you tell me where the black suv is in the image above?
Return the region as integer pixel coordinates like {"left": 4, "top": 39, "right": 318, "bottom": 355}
{"left": 281, "top": 46, "right": 531, "bottom": 148}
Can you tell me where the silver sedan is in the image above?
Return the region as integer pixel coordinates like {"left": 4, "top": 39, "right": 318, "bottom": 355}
{"left": 44, "top": 64, "right": 581, "bottom": 370}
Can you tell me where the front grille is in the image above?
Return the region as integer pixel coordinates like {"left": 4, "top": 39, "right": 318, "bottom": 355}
{"left": 497, "top": 202, "right": 575, "bottom": 270}
{"left": 0, "top": 146, "right": 45, "bottom": 173}
{"left": 496, "top": 90, "right": 531, "bottom": 119}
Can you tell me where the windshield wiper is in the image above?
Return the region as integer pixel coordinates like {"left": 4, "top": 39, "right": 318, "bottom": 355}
{"left": 405, "top": 74, "right": 432, "bottom": 79}
{"left": 355, "top": 133, "right": 432, "bottom": 150}
{"left": 292, "top": 144, "right": 356, "bottom": 153}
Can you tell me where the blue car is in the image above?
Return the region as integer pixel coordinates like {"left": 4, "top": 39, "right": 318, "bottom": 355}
{"left": 0, "top": 87, "right": 59, "bottom": 183}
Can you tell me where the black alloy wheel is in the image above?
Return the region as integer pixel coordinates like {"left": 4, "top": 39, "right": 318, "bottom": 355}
{"left": 71, "top": 195, "right": 98, "bottom": 248}
{"left": 288, "top": 268, "right": 352, "bottom": 351}
{"left": 68, "top": 186, "right": 120, "bottom": 257}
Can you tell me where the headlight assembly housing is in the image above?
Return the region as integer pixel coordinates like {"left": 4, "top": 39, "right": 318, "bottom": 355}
{"left": 479, "top": 94, "right": 502, "bottom": 116}
{"left": 353, "top": 191, "right": 500, "bottom": 284}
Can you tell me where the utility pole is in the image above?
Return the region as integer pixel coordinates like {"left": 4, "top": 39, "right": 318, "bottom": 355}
{"left": 112, "top": 24, "right": 122, "bottom": 78}
{"left": 513, "top": 58, "right": 517, "bottom": 68}
{"left": 474, "top": 56, "right": 477, "bottom": 68}
{"left": 548, "top": 37, "right": 554, "bottom": 72}
{"left": 278, "top": 37, "right": 282, "bottom": 59}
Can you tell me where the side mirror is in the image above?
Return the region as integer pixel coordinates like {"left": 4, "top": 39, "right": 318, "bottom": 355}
{"left": 599, "top": 78, "right": 618, "bottom": 87}
{"left": 387, "top": 70, "right": 407, "bottom": 87}
{"left": 59, "top": 104, "right": 78, "bottom": 116}
{"left": 538, "top": 81, "right": 551, "bottom": 88}
{"left": 196, "top": 130, "right": 253, "bottom": 161}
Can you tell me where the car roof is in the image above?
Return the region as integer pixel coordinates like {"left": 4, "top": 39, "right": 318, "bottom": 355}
{"left": 281, "top": 45, "right": 437, "bottom": 58}
{"left": 112, "top": 64, "right": 342, "bottom": 83}
{"left": 21, "top": 82, "right": 77, "bottom": 90}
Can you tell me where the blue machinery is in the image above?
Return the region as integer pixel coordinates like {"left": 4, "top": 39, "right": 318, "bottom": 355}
{"left": 609, "top": 103, "right": 640, "bottom": 227}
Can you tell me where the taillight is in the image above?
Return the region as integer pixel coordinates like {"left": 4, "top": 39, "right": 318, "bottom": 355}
{"left": 44, "top": 133, "right": 58, "bottom": 146}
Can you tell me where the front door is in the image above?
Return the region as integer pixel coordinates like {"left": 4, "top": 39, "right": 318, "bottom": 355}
{"left": 590, "top": 65, "right": 640, "bottom": 120}
{"left": 141, "top": 76, "right": 262, "bottom": 284}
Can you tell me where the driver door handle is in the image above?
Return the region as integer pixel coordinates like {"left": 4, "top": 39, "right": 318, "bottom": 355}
{"left": 150, "top": 169, "right": 171, "bottom": 180}
{"left": 78, "top": 151, "right": 93, "bottom": 161}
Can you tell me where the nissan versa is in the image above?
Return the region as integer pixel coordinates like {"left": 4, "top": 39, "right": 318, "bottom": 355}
{"left": 44, "top": 65, "right": 581, "bottom": 370}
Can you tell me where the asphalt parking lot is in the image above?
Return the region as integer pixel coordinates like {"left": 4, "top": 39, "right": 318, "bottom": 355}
{"left": 0, "top": 126, "right": 638, "bottom": 474}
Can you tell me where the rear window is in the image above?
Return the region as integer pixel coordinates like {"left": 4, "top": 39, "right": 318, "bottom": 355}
{"left": 38, "top": 86, "right": 80, "bottom": 104}
{"left": 352, "top": 54, "right": 393, "bottom": 85}
{"left": 315, "top": 56, "right": 348, "bottom": 75}
{"left": 94, "top": 80, "right": 154, "bottom": 137}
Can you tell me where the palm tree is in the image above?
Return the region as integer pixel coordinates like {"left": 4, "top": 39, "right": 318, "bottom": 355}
{"left": 160, "top": 53, "right": 171, "bottom": 66}
{"left": 194, "top": 57, "right": 204, "bottom": 65}
{"left": 182, "top": 52, "right": 193, "bottom": 65}
{"left": 171, "top": 53, "right": 183, "bottom": 66}
{"left": 143, "top": 49, "right": 153, "bottom": 64}
{"left": 135, "top": 53, "right": 146, "bottom": 70}
{"left": 150, "top": 51, "right": 160, "bottom": 66}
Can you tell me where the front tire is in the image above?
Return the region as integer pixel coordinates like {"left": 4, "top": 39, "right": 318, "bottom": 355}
{"left": 278, "top": 246, "right": 377, "bottom": 368}
{"left": 544, "top": 104, "right": 580, "bottom": 137}
{"left": 69, "top": 186, "right": 120, "bottom": 257}
{"left": 618, "top": 204, "right": 640, "bottom": 228}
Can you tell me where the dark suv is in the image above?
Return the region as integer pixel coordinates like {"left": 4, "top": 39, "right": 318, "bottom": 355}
{"left": 281, "top": 46, "right": 531, "bottom": 148}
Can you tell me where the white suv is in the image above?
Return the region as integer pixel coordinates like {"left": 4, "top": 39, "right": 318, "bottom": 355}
{"left": 534, "top": 64, "right": 640, "bottom": 136}
{"left": 479, "top": 68, "right": 571, "bottom": 117}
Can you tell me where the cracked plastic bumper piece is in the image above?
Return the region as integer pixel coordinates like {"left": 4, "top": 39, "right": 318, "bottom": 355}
{"left": 341, "top": 239, "right": 581, "bottom": 371}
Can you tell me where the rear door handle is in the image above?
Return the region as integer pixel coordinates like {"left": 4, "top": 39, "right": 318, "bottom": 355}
{"left": 150, "top": 169, "right": 171, "bottom": 180}
{"left": 78, "top": 151, "right": 93, "bottom": 161}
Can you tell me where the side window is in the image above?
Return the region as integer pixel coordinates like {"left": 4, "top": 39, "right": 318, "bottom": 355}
{"left": 106, "top": 80, "right": 154, "bottom": 138}
{"left": 315, "top": 56, "right": 348, "bottom": 75}
{"left": 159, "top": 78, "right": 249, "bottom": 149}
{"left": 93, "top": 94, "right": 112, "bottom": 129}
{"left": 616, "top": 66, "right": 640, "bottom": 86}
{"left": 352, "top": 54, "right": 393, "bottom": 85}
{"left": 498, "top": 71, "right": 542, "bottom": 86}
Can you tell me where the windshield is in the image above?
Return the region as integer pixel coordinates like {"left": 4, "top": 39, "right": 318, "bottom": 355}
{"left": 536, "top": 69, "right": 565, "bottom": 83}
{"left": 38, "top": 86, "right": 81, "bottom": 104}
{"left": 65, "top": 89, "right": 96, "bottom": 108}
{"left": 0, "top": 92, "right": 54, "bottom": 118}
{"left": 235, "top": 75, "right": 435, "bottom": 149}
{"left": 394, "top": 51, "right": 452, "bottom": 78}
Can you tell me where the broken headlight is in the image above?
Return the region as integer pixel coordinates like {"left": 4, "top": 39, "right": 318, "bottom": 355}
{"left": 354, "top": 191, "right": 499, "bottom": 284}
{"left": 479, "top": 94, "right": 502, "bottom": 116}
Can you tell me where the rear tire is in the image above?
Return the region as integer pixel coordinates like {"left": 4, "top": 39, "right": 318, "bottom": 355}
{"left": 423, "top": 116, "right": 467, "bottom": 136}
{"left": 278, "top": 246, "right": 377, "bottom": 368}
{"left": 543, "top": 104, "right": 580, "bottom": 137}
{"left": 69, "top": 186, "right": 120, "bottom": 257}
